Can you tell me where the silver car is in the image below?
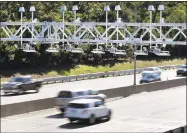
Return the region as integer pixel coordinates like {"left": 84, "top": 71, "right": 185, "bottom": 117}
{"left": 55, "top": 89, "right": 106, "bottom": 113}
{"left": 142, "top": 67, "right": 162, "bottom": 76}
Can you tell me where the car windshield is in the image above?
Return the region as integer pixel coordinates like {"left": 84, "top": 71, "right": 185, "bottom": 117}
{"left": 89, "top": 90, "right": 98, "bottom": 95}
{"left": 76, "top": 91, "right": 85, "bottom": 96}
{"left": 10, "top": 77, "right": 25, "bottom": 82}
{"left": 58, "top": 91, "right": 72, "bottom": 98}
{"left": 179, "top": 65, "right": 187, "bottom": 69}
{"left": 144, "top": 68, "right": 154, "bottom": 71}
{"left": 68, "top": 103, "right": 89, "bottom": 108}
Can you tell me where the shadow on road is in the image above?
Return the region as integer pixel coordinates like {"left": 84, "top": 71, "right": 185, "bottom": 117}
{"left": 58, "top": 119, "right": 108, "bottom": 129}
{"left": 46, "top": 113, "right": 65, "bottom": 119}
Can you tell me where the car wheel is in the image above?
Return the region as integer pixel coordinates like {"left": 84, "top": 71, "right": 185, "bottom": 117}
{"left": 68, "top": 118, "right": 74, "bottom": 123}
{"left": 89, "top": 115, "right": 96, "bottom": 125}
{"left": 35, "top": 88, "right": 39, "bottom": 93}
{"left": 106, "top": 110, "right": 111, "bottom": 121}
{"left": 102, "top": 98, "right": 105, "bottom": 103}
{"left": 60, "top": 108, "right": 65, "bottom": 114}
{"left": 35, "top": 86, "right": 40, "bottom": 93}
{"left": 4, "top": 92, "right": 8, "bottom": 95}
{"left": 17, "top": 88, "right": 23, "bottom": 94}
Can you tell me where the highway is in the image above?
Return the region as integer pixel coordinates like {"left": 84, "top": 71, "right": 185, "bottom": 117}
{"left": 1, "top": 69, "right": 182, "bottom": 105}
{"left": 1, "top": 85, "right": 186, "bottom": 132}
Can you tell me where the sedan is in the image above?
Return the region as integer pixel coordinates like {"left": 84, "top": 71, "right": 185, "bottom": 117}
{"left": 140, "top": 73, "right": 161, "bottom": 84}
{"left": 177, "top": 65, "right": 187, "bottom": 76}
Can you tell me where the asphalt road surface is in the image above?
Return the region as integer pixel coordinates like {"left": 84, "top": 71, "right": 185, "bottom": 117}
{"left": 1, "top": 69, "right": 182, "bottom": 105}
{"left": 1, "top": 85, "right": 186, "bottom": 132}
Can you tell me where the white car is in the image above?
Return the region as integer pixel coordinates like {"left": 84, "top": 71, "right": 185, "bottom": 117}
{"left": 65, "top": 99, "right": 112, "bottom": 125}
{"left": 142, "top": 67, "right": 162, "bottom": 76}
{"left": 55, "top": 89, "right": 107, "bottom": 113}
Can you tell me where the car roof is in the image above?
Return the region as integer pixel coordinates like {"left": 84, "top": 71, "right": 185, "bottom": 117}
{"left": 69, "top": 99, "right": 101, "bottom": 104}
{"left": 13, "top": 75, "right": 31, "bottom": 78}
{"left": 145, "top": 67, "right": 158, "bottom": 69}
{"left": 60, "top": 89, "right": 96, "bottom": 93}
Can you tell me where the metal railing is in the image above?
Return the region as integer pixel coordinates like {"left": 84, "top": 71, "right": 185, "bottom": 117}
{"left": 1, "top": 64, "right": 181, "bottom": 87}
{"left": 38, "top": 64, "right": 181, "bottom": 84}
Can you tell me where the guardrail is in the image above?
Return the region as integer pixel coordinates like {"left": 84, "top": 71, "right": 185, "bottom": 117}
{"left": 40, "top": 64, "right": 181, "bottom": 84}
{"left": 1, "top": 64, "right": 181, "bottom": 87}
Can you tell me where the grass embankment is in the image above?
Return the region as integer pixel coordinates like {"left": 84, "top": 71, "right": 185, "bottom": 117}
{"left": 0, "top": 59, "right": 185, "bottom": 82}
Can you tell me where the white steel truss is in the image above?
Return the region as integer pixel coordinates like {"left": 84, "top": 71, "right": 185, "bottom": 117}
{"left": 0, "top": 21, "right": 186, "bottom": 45}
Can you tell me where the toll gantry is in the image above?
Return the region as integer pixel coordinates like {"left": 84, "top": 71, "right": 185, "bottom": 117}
{"left": 0, "top": 5, "right": 186, "bottom": 57}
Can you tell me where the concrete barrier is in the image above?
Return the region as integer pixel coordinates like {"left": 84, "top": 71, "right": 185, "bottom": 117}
{"left": 1, "top": 102, "right": 27, "bottom": 118}
{"left": 1, "top": 98, "right": 55, "bottom": 118}
{"left": 1, "top": 77, "right": 186, "bottom": 118}
{"left": 99, "top": 77, "right": 186, "bottom": 99}
{"left": 25, "top": 98, "right": 54, "bottom": 113}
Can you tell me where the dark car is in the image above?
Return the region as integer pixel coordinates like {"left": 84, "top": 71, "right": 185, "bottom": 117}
{"left": 2, "top": 76, "right": 42, "bottom": 95}
{"left": 177, "top": 65, "right": 187, "bottom": 76}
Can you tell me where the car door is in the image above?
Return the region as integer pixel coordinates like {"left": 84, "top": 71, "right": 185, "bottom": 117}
{"left": 99, "top": 101, "right": 108, "bottom": 117}
{"left": 94, "top": 101, "right": 103, "bottom": 118}
{"left": 24, "top": 78, "right": 34, "bottom": 90}
{"left": 55, "top": 91, "right": 73, "bottom": 107}
{"left": 94, "top": 101, "right": 106, "bottom": 118}
{"left": 19, "top": 78, "right": 28, "bottom": 90}
{"left": 29, "top": 78, "right": 36, "bottom": 90}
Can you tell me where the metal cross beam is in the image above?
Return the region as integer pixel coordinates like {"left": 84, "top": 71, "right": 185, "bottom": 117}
{"left": 0, "top": 21, "right": 186, "bottom": 45}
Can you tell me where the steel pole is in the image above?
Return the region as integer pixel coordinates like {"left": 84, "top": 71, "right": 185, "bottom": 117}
{"left": 31, "top": 11, "right": 33, "bottom": 43}
{"left": 117, "top": 10, "right": 119, "bottom": 42}
{"left": 0, "top": 76, "right": 1, "bottom": 90}
{"left": 160, "top": 10, "right": 162, "bottom": 39}
{"left": 63, "top": 11, "right": 65, "bottom": 45}
{"left": 21, "top": 12, "right": 23, "bottom": 48}
{"left": 133, "top": 43, "right": 137, "bottom": 85}
{"left": 74, "top": 11, "right": 76, "bottom": 36}
{"left": 149, "top": 11, "right": 152, "bottom": 48}
{"left": 106, "top": 11, "right": 108, "bottom": 46}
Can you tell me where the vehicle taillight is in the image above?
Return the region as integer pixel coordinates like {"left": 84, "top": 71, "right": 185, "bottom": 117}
{"left": 82, "top": 110, "right": 88, "bottom": 114}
